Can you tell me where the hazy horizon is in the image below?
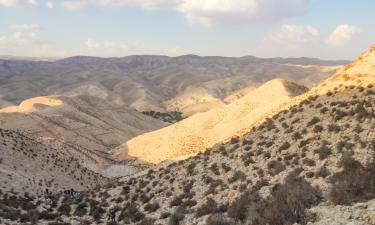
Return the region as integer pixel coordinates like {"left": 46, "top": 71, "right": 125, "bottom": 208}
{"left": 0, "top": 52, "right": 355, "bottom": 62}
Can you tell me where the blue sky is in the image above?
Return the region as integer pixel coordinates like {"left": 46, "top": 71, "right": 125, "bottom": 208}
{"left": 0, "top": 0, "right": 374, "bottom": 59}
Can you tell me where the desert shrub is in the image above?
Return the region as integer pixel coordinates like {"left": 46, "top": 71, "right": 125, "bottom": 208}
{"left": 305, "top": 171, "right": 314, "bottom": 178}
{"left": 74, "top": 202, "right": 88, "bottom": 217}
{"left": 206, "top": 214, "right": 234, "bottom": 225}
{"left": 230, "top": 137, "right": 240, "bottom": 144}
{"left": 106, "top": 222, "right": 119, "bottom": 225}
{"left": 186, "top": 162, "right": 197, "bottom": 175}
{"left": 334, "top": 109, "right": 348, "bottom": 120}
{"left": 221, "top": 163, "right": 231, "bottom": 173}
{"left": 138, "top": 218, "right": 155, "bottom": 225}
{"left": 307, "top": 117, "right": 320, "bottom": 127}
{"left": 313, "top": 125, "right": 323, "bottom": 133}
{"left": 169, "top": 211, "right": 185, "bottom": 225}
{"left": 320, "top": 107, "right": 329, "bottom": 114}
{"left": 292, "top": 132, "right": 302, "bottom": 140}
{"left": 227, "top": 191, "right": 258, "bottom": 222}
{"left": 20, "top": 210, "right": 39, "bottom": 223}
{"left": 144, "top": 202, "right": 160, "bottom": 212}
{"left": 329, "top": 155, "right": 375, "bottom": 205}
{"left": 315, "top": 166, "right": 330, "bottom": 178}
{"left": 328, "top": 124, "right": 341, "bottom": 133}
{"left": 38, "top": 211, "right": 59, "bottom": 220}
{"left": 209, "top": 163, "right": 220, "bottom": 175}
{"left": 182, "top": 199, "right": 197, "bottom": 208}
{"left": 118, "top": 204, "right": 145, "bottom": 223}
{"left": 302, "top": 158, "right": 316, "bottom": 167}
{"left": 267, "top": 160, "right": 285, "bottom": 176}
{"left": 256, "top": 173, "right": 321, "bottom": 225}
{"left": 228, "top": 171, "right": 246, "bottom": 183}
{"left": 263, "top": 152, "right": 271, "bottom": 159}
{"left": 229, "top": 171, "right": 321, "bottom": 225}
{"left": 170, "top": 195, "right": 184, "bottom": 207}
{"left": 242, "top": 139, "right": 254, "bottom": 146}
{"left": 160, "top": 212, "right": 171, "bottom": 219}
{"left": 20, "top": 201, "right": 36, "bottom": 211}
{"left": 139, "top": 193, "right": 151, "bottom": 204}
{"left": 278, "top": 142, "right": 291, "bottom": 151}
{"left": 196, "top": 198, "right": 219, "bottom": 217}
{"left": 314, "top": 145, "right": 332, "bottom": 160}
{"left": 353, "top": 124, "right": 364, "bottom": 133}
{"left": 91, "top": 206, "right": 105, "bottom": 220}
{"left": 57, "top": 204, "right": 71, "bottom": 216}
{"left": 47, "top": 223, "right": 71, "bottom": 225}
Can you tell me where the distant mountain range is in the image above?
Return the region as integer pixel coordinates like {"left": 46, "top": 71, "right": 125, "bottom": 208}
{"left": 0, "top": 55, "right": 349, "bottom": 116}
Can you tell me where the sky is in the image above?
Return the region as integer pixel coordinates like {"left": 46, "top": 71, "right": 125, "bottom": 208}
{"left": 0, "top": 0, "right": 374, "bottom": 60}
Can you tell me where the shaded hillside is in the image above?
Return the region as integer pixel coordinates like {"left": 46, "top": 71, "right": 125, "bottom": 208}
{"left": 0, "top": 95, "right": 167, "bottom": 153}
{"left": 0, "top": 55, "right": 344, "bottom": 115}
{"left": 0, "top": 128, "right": 108, "bottom": 195}
{"left": 115, "top": 79, "right": 308, "bottom": 163}
{"left": 0, "top": 45, "right": 371, "bottom": 225}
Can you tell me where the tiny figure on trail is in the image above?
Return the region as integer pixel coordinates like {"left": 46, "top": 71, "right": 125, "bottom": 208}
{"left": 45, "top": 188, "right": 51, "bottom": 196}
{"left": 69, "top": 189, "right": 75, "bottom": 199}
{"left": 108, "top": 205, "right": 117, "bottom": 221}
{"left": 74, "top": 191, "right": 81, "bottom": 201}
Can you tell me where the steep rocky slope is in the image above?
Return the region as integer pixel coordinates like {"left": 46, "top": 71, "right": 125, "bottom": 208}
{"left": 0, "top": 45, "right": 371, "bottom": 225}
{"left": 0, "top": 95, "right": 167, "bottom": 153}
{"left": 115, "top": 79, "right": 308, "bottom": 163}
{"left": 0, "top": 55, "right": 345, "bottom": 116}
{"left": 0, "top": 128, "right": 108, "bottom": 195}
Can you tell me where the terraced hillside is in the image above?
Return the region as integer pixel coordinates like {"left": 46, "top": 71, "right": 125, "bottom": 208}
{"left": 0, "top": 46, "right": 373, "bottom": 225}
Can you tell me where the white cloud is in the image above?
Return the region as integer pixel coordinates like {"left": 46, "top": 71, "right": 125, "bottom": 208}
{"left": 178, "top": 0, "right": 310, "bottom": 26}
{"left": 45, "top": 0, "right": 53, "bottom": 8}
{"left": 85, "top": 39, "right": 128, "bottom": 50}
{"left": 1, "top": 0, "right": 311, "bottom": 26}
{"left": 94, "top": 0, "right": 179, "bottom": 9}
{"left": 326, "top": 24, "right": 360, "bottom": 46}
{"left": 0, "top": 24, "right": 43, "bottom": 47}
{"left": 85, "top": 39, "right": 129, "bottom": 56}
{"left": 163, "top": 47, "right": 184, "bottom": 56}
{"left": 0, "top": 0, "right": 19, "bottom": 6}
{"left": 27, "top": 0, "right": 37, "bottom": 7}
{"left": 58, "top": 0, "right": 311, "bottom": 26}
{"left": 12, "top": 23, "right": 40, "bottom": 30}
{"left": 276, "top": 24, "right": 319, "bottom": 42}
{"left": 177, "top": 0, "right": 257, "bottom": 26}
{"left": 0, "top": 36, "right": 7, "bottom": 48}
{"left": 62, "top": 1, "right": 87, "bottom": 9}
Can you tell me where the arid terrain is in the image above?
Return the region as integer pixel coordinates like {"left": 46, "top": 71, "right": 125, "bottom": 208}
{"left": 0, "top": 95, "right": 167, "bottom": 153}
{"left": 115, "top": 79, "right": 309, "bottom": 163}
{"left": 1, "top": 44, "right": 375, "bottom": 225}
{"left": 0, "top": 55, "right": 344, "bottom": 116}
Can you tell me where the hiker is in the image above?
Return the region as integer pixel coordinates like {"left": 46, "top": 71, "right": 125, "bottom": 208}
{"left": 69, "top": 189, "right": 75, "bottom": 199}
{"left": 73, "top": 191, "right": 81, "bottom": 201}
{"left": 108, "top": 205, "right": 116, "bottom": 221}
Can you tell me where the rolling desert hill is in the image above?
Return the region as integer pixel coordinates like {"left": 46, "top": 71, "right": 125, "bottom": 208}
{"left": 0, "top": 55, "right": 346, "bottom": 116}
{"left": 1, "top": 44, "right": 372, "bottom": 225}
{"left": 0, "top": 95, "right": 167, "bottom": 154}
{"left": 115, "top": 79, "right": 308, "bottom": 163}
